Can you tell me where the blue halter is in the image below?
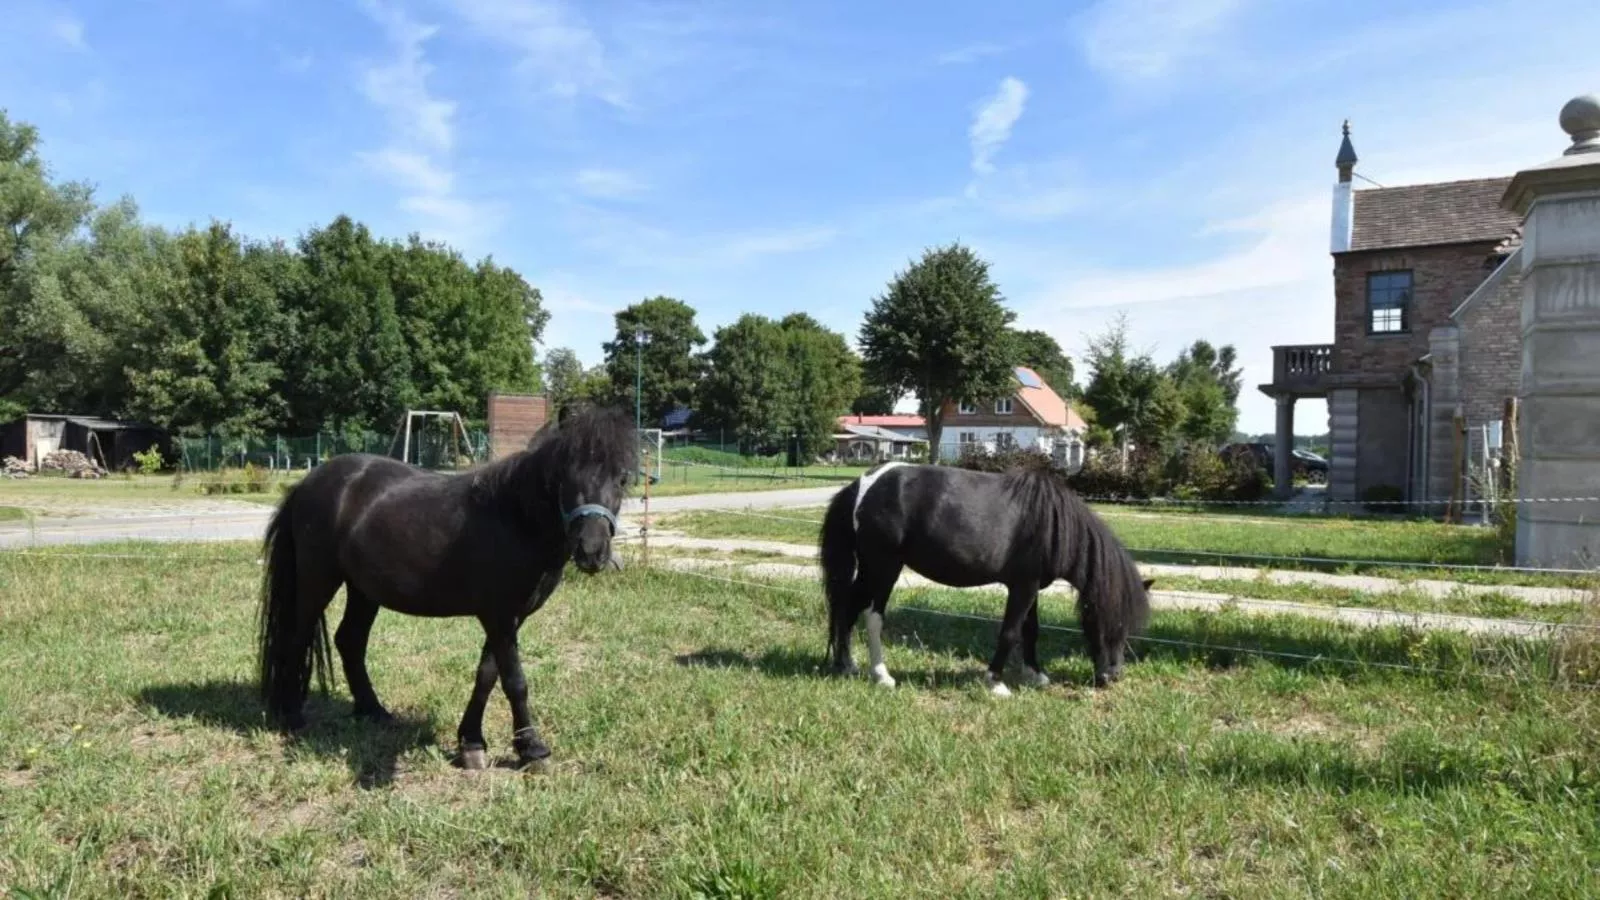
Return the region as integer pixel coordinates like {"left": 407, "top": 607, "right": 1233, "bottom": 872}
{"left": 562, "top": 503, "right": 619, "bottom": 535}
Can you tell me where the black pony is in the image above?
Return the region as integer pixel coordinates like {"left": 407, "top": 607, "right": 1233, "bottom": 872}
{"left": 256, "top": 405, "right": 638, "bottom": 769}
{"left": 819, "top": 461, "right": 1152, "bottom": 695}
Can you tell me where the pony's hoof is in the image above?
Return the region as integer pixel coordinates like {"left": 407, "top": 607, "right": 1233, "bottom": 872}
{"left": 1024, "top": 667, "right": 1051, "bottom": 688}
{"left": 1093, "top": 672, "right": 1113, "bottom": 689}
{"left": 982, "top": 672, "right": 1012, "bottom": 698}
{"left": 459, "top": 748, "right": 489, "bottom": 770}
{"left": 831, "top": 662, "right": 860, "bottom": 678}
{"left": 869, "top": 664, "right": 896, "bottom": 688}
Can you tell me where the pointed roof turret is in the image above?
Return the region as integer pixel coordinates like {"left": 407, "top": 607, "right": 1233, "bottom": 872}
{"left": 1336, "top": 120, "right": 1358, "bottom": 183}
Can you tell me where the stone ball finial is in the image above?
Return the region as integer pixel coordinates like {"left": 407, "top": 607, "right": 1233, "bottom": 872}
{"left": 1559, "top": 93, "right": 1600, "bottom": 155}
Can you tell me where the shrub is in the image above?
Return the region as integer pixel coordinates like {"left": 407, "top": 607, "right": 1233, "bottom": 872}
{"left": 132, "top": 446, "right": 164, "bottom": 475}
{"left": 243, "top": 463, "right": 269, "bottom": 494}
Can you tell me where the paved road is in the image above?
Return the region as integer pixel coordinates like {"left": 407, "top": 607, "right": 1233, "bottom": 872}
{"left": 0, "top": 484, "right": 842, "bottom": 549}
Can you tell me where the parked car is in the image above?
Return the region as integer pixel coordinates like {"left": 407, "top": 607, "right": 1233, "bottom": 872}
{"left": 1219, "top": 442, "right": 1329, "bottom": 485}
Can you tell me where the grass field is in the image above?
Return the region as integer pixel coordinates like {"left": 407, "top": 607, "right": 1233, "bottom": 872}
{"left": 2, "top": 541, "right": 1598, "bottom": 897}
{"left": 0, "top": 462, "right": 858, "bottom": 514}
{"left": 650, "top": 506, "right": 1580, "bottom": 587}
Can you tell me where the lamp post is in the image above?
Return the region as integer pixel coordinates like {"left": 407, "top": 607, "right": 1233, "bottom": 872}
{"left": 633, "top": 326, "right": 651, "bottom": 430}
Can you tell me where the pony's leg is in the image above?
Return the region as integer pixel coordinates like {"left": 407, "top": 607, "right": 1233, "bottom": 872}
{"left": 279, "top": 570, "right": 341, "bottom": 731}
{"left": 487, "top": 620, "right": 551, "bottom": 768}
{"left": 335, "top": 588, "right": 391, "bottom": 722}
{"left": 861, "top": 563, "right": 904, "bottom": 688}
{"left": 1078, "top": 594, "right": 1116, "bottom": 688}
{"left": 1020, "top": 602, "right": 1050, "bottom": 688}
{"left": 455, "top": 643, "right": 498, "bottom": 770}
{"left": 983, "top": 586, "right": 1037, "bottom": 698}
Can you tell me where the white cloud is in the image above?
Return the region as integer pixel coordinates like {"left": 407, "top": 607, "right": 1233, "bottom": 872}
{"left": 356, "top": 0, "right": 498, "bottom": 247}
{"left": 444, "top": 0, "right": 626, "bottom": 107}
{"left": 938, "top": 42, "right": 1008, "bottom": 66}
{"left": 574, "top": 168, "right": 646, "bottom": 199}
{"left": 1079, "top": 0, "right": 1246, "bottom": 82}
{"left": 969, "top": 76, "right": 1028, "bottom": 175}
{"left": 716, "top": 226, "right": 838, "bottom": 264}
{"left": 52, "top": 16, "right": 86, "bottom": 50}
{"left": 358, "top": 1, "right": 456, "bottom": 153}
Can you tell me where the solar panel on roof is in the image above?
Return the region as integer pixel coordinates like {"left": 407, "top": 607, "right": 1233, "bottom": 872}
{"left": 1014, "top": 367, "right": 1043, "bottom": 389}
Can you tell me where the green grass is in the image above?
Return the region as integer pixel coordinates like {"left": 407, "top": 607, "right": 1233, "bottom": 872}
{"left": 2, "top": 541, "right": 1599, "bottom": 897}
{"left": 653, "top": 507, "right": 1586, "bottom": 588}
{"left": 0, "top": 506, "right": 28, "bottom": 523}
{"left": 643, "top": 460, "right": 867, "bottom": 498}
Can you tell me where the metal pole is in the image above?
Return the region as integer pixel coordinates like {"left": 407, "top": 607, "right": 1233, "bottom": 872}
{"left": 634, "top": 329, "right": 643, "bottom": 431}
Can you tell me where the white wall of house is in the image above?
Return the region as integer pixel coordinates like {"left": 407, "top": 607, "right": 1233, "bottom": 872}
{"left": 938, "top": 425, "right": 1083, "bottom": 468}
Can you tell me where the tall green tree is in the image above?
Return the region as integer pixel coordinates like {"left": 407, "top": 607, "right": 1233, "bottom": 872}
{"left": 0, "top": 110, "right": 99, "bottom": 418}
{"left": 1083, "top": 314, "right": 1189, "bottom": 451}
{"left": 1006, "top": 328, "right": 1076, "bottom": 398}
{"left": 542, "top": 347, "right": 585, "bottom": 418}
{"left": 122, "top": 222, "right": 285, "bottom": 439}
{"left": 778, "top": 313, "right": 861, "bottom": 458}
{"left": 279, "top": 215, "right": 414, "bottom": 438}
{"left": 695, "top": 314, "right": 790, "bottom": 452}
{"left": 601, "top": 296, "right": 706, "bottom": 426}
{"left": 1166, "top": 339, "right": 1242, "bottom": 446}
{"left": 850, "top": 384, "right": 899, "bottom": 416}
{"left": 858, "top": 243, "right": 1016, "bottom": 454}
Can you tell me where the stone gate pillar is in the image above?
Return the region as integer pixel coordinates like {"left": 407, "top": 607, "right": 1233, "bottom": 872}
{"left": 1504, "top": 93, "right": 1600, "bottom": 568}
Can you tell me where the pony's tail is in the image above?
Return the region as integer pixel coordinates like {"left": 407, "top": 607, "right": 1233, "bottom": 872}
{"left": 819, "top": 480, "right": 860, "bottom": 661}
{"left": 256, "top": 483, "right": 332, "bottom": 726}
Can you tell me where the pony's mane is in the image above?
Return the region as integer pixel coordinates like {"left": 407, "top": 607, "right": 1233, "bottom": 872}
{"left": 999, "top": 467, "right": 1148, "bottom": 631}
{"left": 468, "top": 404, "right": 639, "bottom": 515}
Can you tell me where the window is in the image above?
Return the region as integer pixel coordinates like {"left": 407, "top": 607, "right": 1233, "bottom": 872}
{"left": 958, "top": 400, "right": 977, "bottom": 414}
{"left": 995, "top": 432, "right": 1017, "bottom": 451}
{"left": 1367, "top": 270, "right": 1412, "bottom": 334}
{"left": 958, "top": 431, "right": 978, "bottom": 448}
{"left": 994, "top": 397, "right": 1013, "bottom": 415}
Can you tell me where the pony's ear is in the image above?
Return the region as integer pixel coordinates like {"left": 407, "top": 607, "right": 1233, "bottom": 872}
{"left": 1141, "top": 578, "right": 1155, "bottom": 591}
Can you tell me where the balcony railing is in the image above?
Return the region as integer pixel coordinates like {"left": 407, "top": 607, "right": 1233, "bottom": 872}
{"left": 1270, "top": 344, "right": 1334, "bottom": 392}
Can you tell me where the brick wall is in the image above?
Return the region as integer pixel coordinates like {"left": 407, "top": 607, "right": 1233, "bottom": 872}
{"left": 1456, "top": 268, "right": 1522, "bottom": 431}
{"left": 486, "top": 393, "right": 548, "bottom": 459}
{"left": 1333, "top": 240, "right": 1507, "bottom": 380}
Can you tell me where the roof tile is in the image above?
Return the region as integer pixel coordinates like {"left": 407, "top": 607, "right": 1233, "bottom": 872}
{"left": 1348, "top": 177, "right": 1521, "bottom": 253}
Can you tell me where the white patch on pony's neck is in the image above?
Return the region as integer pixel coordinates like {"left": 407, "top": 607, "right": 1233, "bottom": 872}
{"left": 853, "top": 461, "right": 909, "bottom": 531}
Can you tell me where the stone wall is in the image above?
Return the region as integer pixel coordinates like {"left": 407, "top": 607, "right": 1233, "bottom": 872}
{"left": 1356, "top": 387, "right": 1410, "bottom": 497}
{"left": 486, "top": 392, "right": 548, "bottom": 460}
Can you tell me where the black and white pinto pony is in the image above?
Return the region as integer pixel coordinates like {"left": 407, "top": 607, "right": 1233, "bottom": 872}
{"left": 256, "top": 405, "right": 638, "bottom": 769}
{"left": 820, "top": 461, "right": 1153, "bottom": 695}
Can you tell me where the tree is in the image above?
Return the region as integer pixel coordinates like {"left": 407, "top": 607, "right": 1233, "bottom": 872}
{"left": 122, "top": 222, "right": 285, "bottom": 439}
{"left": 278, "top": 215, "right": 414, "bottom": 438}
{"left": 778, "top": 313, "right": 861, "bottom": 459}
{"left": 858, "top": 243, "right": 1016, "bottom": 454}
{"left": 0, "top": 109, "right": 99, "bottom": 416}
{"left": 601, "top": 296, "right": 706, "bottom": 426}
{"left": 1006, "top": 328, "right": 1076, "bottom": 398}
{"left": 695, "top": 314, "right": 790, "bottom": 452}
{"left": 1082, "top": 313, "right": 1189, "bottom": 451}
{"left": 850, "top": 384, "right": 899, "bottom": 416}
{"left": 542, "top": 347, "right": 586, "bottom": 418}
{"left": 1167, "top": 339, "right": 1242, "bottom": 446}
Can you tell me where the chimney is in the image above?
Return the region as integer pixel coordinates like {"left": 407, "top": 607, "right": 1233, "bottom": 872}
{"left": 1331, "top": 120, "right": 1357, "bottom": 253}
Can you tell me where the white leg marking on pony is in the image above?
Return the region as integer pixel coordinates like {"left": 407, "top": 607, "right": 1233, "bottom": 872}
{"left": 982, "top": 671, "right": 1012, "bottom": 698}
{"left": 866, "top": 611, "right": 895, "bottom": 687}
{"left": 1023, "top": 666, "right": 1050, "bottom": 687}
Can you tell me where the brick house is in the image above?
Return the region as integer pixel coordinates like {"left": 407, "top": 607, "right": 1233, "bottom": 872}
{"left": 941, "top": 366, "right": 1088, "bottom": 468}
{"left": 1260, "top": 123, "right": 1523, "bottom": 506}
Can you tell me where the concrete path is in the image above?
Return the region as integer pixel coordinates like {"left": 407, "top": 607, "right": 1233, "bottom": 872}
{"left": 649, "top": 555, "right": 1571, "bottom": 640}
{"left": 0, "top": 485, "right": 844, "bottom": 549}
{"left": 631, "top": 532, "right": 1591, "bottom": 607}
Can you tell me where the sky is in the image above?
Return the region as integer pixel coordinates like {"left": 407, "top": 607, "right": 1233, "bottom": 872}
{"left": 4, "top": 0, "right": 1599, "bottom": 435}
